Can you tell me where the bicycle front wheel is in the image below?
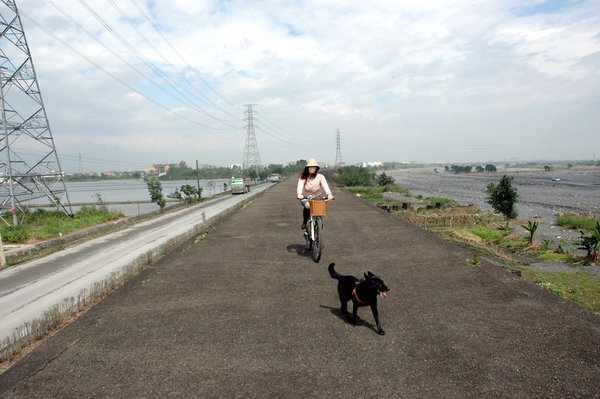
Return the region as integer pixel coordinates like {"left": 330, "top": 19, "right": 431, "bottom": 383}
{"left": 312, "top": 218, "right": 322, "bottom": 262}
{"left": 305, "top": 221, "right": 312, "bottom": 250}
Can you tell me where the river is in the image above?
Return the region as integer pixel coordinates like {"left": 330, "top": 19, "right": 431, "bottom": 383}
{"left": 30, "top": 179, "right": 231, "bottom": 216}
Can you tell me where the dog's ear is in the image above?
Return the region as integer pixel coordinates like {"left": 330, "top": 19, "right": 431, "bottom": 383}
{"left": 364, "top": 272, "right": 371, "bottom": 280}
{"left": 367, "top": 271, "right": 375, "bottom": 277}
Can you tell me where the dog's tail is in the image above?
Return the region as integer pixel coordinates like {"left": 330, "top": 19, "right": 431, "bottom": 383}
{"left": 328, "top": 263, "right": 341, "bottom": 280}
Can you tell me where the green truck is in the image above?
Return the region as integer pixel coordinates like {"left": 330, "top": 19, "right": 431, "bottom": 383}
{"left": 230, "top": 177, "right": 251, "bottom": 194}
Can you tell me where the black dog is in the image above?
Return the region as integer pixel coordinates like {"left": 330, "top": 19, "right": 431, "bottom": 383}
{"left": 328, "top": 263, "right": 390, "bottom": 335}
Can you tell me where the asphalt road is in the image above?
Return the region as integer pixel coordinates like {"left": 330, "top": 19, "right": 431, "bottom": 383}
{"left": 0, "top": 184, "right": 271, "bottom": 342}
{"left": 1, "top": 175, "right": 600, "bottom": 398}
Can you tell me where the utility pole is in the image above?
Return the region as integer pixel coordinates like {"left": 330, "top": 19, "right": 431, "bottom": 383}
{"left": 242, "top": 104, "right": 262, "bottom": 178}
{"left": 0, "top": 0, "right": 72, "bottom": 225}
{"left": 335, "top": 129, "right": 343, "bottom": 167}
{"left": 196, "top": 160, "right": 200, "bottom": 200}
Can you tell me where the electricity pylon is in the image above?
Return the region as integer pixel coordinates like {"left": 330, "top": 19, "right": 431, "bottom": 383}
{"left": 0, "top": 0, "right": 72, "bottom": 226}
{"left": 242, "top": 104, "right": 262, "bottom": 177}
{"left": 335, "top": 129, "right": 343, "bottom": 167}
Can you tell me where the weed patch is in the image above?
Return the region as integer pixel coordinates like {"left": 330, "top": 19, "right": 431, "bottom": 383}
{"left": 469, "top": 225, "right": 503, "bottom": 242}
{"left": 1, "top": 206, "right": 125, "bottom": 244}
{"left": 522, "top": 270, "right": 600, "bottom": 311}
{"left": 556, "top": 213, "right": 598, "bottom": 231}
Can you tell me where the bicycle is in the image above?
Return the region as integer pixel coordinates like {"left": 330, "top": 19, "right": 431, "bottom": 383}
{"left": 301, "top": 196, "right": 332, "bottom": 262}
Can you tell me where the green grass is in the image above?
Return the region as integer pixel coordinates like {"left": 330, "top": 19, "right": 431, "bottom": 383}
{"left": 536, "top": 252, "right": 576, "bottom": 263}
{"left": 423, "top": 197, "right": 459, "bottom": 207}
{"left": 469, "top": 225, "right": 503, "bottom": 242}
{"left": 556, "top": 213, "right": 598, "bottom": 230}
{"left": 522, "top": 270, "right": 600, "bottom": 311}
{"left": 345, "top": 185, "right": 409, "bottom": 202}
{"left": 1, "top": 206, "right": 124, "bottom": 244}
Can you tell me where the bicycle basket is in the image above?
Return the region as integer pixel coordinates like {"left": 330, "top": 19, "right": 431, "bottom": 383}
{"left": 309, "top": 199, "right": 327, "bottom": 216}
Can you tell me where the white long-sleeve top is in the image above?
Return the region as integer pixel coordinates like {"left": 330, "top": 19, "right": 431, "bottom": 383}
{"left": 297, "top": 173, "right": 331, "bottom": 198}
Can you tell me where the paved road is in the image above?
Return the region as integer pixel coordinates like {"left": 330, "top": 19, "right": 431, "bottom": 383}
{"left": 0, "top": 184, "right": 271, "bottom": 341}
{"left": 1, "top": 176, "right": 600, "bottom": 398}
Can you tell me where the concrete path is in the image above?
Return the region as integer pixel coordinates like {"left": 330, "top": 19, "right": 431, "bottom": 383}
{"left": 1, "top": 176, "right": 599, "bottom": 398}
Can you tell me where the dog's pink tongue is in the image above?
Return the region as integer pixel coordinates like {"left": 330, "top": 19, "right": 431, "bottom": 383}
{"left": 380, "top": 292, "right": 387, "bottom": 299}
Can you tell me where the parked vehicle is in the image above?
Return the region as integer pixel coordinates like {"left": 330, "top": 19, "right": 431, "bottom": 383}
{"left": 230, "top": 177, "right": 251, "bottom": 194}
{"left": 270, "top": 173, "right": 282, "bottom": 183}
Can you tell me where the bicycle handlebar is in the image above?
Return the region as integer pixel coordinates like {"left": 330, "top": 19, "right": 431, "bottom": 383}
{"left": 298, "top": 196, "right": 334, "bottom": 201}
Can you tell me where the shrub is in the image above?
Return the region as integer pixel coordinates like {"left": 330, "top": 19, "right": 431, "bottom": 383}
{"left": 521, "top": 221, "right": 539, "bottom": 246}
{"left": 498, "top": 221, "right": 514, "bottom": 236}
{"left": 333, "top": 166, "right": 375, "bottom": 186}
{"left": 485, "top": 175, "right": 518, "bottom": 219}
{"left": 577, "top": 221, "right": 600, "bottom": 260}
{"left": 0, "top": 225, "right": 29, "bottom": 243}
{"left": 377, "top": 172, "right": 395, "bottom": 186}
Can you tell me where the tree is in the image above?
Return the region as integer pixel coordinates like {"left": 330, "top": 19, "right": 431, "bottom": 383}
{"left": 146, "top": 178, "right": 166, "bottom": 212}
{"left": 180, "top": 185, "right": 201, "bottom": 203}
{"left": 485, "top": 175, "right": 518, "bottom": 219}
{"left": 475, "top": 165, "right": 484, "bottom": 173}
{"left": 377, "top": 172, "right": 395, "bottom": 186}
{"left": 451, "top": 165, "right": 472, "bottom": 173}
{"left": 485, "top": 164, "right": 497, "bottom": 172}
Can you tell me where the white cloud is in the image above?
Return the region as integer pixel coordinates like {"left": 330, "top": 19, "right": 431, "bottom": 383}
{"left": 2, "top": 0, "right": 598, "bottom": 172}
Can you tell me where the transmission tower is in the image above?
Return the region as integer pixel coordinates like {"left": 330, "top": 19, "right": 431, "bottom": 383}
{"left": 0, "top": 0, "right": 72, "bottom": 226}
{"left": 335, "top": 129, "right": 343, "bottom": 167}
{"left": 242, "top": 104, "right": 262, "bottom": 177}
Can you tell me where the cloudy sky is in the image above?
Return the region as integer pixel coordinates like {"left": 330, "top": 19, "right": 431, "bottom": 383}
{"left": 2, "top": 0, "right": 599, "bottom": 173}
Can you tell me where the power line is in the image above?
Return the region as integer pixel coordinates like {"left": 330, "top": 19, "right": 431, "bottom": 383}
{"left": 19, "top": 10, "right": 237, "bottom": 131}
{"left": 130, "top": 0, "right": 243, "bottom": 118}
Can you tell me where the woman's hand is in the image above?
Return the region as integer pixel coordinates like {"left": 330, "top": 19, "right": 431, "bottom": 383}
{"left": 327, "top": 193, "right": 334, "bottom": 200}
{"left": 297, "top": 194, "right": 304, "bottom": 200}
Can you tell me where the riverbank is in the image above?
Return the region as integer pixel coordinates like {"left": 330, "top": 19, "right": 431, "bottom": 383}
{"left": 385, "top": 166, "right": 600, "bottom": 251}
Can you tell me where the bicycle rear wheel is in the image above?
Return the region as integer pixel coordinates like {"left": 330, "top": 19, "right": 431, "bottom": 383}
{"left": 312, "top": 218, "right": 322, "bottom": 262}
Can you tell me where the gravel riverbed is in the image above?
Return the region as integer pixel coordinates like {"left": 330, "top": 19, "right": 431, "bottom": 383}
{"left": 385, "top": 166, "right": 600, "bottom": 272}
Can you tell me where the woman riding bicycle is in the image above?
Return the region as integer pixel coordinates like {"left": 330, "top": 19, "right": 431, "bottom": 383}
{"left": 297, "top": 159, "right": 334, "bottom": 229}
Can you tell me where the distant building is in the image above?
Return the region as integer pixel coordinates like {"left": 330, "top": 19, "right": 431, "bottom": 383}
{"left": 228, "top": 163, "right": 242, "bottom": 169}
{"left": 359, "top": 161, "right": 383, "bottom": 167}
{"left": 149, "top": 164, "right": 171, "bottom": 176}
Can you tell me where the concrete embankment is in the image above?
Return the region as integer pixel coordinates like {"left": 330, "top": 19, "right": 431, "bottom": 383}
{"left": 1, "top": 176, "right": 600, "bottom": 398}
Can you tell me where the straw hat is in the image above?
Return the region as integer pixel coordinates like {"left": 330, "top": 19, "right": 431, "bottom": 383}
{"left": 306, "top": 159, "right": 319, "bottom": 167}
